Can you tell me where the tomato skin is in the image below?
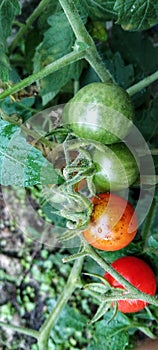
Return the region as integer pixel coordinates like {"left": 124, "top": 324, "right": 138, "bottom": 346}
{"left": 92, "top": 143, "right": 139, "bottom": 192}
{"left": 104, "top": 256, "right": 157, "bottom": 313}
{"left": 62, "top": 83, "right": 134, "bottom": 145}
{"left": 82, "top": 193, "right": 138, "bottom": 251}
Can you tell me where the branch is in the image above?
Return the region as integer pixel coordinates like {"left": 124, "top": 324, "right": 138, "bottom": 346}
{"left": 127, "top": 70, "right": 158, "bottom": 96}
{"left": 37, "top": 257, "right": 84, "bottom": 350}
{"left": 0, "top": 321, "right": 39, "bottom": 339}
{"left": 58, "top": 0, "right": 113, "bottom": 83}
{"left": 0, "top": 49, "right": 86, "bottom": 100}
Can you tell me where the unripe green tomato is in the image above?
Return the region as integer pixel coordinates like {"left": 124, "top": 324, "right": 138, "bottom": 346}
{"left": 92, "top": 143, "right": 139, "bottom": 192}
{"left": 62, "top": 83, "right": 134, "bottom": 145}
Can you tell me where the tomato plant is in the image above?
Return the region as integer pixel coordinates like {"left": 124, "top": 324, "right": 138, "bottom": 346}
{"left": 104, "top": 256, "right": 157, "bottom": 313}
{"left": 92, "top": 142, "right": 139, "bottom": 192}
{"left": 1, "top": 0, "right": 158, "bottom": 349}
{"left": 83, "top": 193, "right": 138, "bottom": 251}
{"left": 62, "top": 82, "right": 134, "bottom": 144}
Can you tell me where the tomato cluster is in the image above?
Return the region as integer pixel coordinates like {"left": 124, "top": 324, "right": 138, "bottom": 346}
{"left": 104, "top": 256, "right": 157, "bottom": 313}
{"left": 61, "top": 82, "right": 156, "bottom": 314}
{"left": 63, "top": 82, "right": 139, "bottom": 193}
{"left": 62, "top": 82, "right": 139, "bottom": 252}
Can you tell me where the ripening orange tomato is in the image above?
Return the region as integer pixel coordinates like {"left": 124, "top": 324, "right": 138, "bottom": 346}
{"left": 82, "top": 193, "right": 138, "bottom": 251}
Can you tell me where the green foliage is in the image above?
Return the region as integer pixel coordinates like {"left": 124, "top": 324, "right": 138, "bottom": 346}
{"left": 111, "top": 27, "right": 158, "bottom": 77}
{"left": 0, "top": 0, "right": 21, "bottom": 81}
{"left": 86, "top": 0, "right": 117, "bottom": 21}
{"left": 87, "top": 0, "right": 158, "bottom": 31}
{"left": 0, "top": 96, "right": 35, "bottom": 122}
{"left": 88, "top": 311, "right": 130, "bottom": 350}
{"left": 33, "top": 11, "right": 83, "bottom": 105}
{"left": 105, "top": 52, "right": 134, "bottom": 89}
{"left": 135, "top": 96, "right": 158, "bottom": 144}
{"left": 114, "top": 0, "right": 158, "bottom": 31}
{"left": 0, "top": 1, "right": 158, "bottom": 350}
{"left": 0, "top": 118, "right": 62, "bottom": 186}
{"left": 48, "top": 302, "right": 88, "bottom": 349}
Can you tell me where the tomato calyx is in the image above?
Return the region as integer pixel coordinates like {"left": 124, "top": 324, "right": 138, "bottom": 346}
{"left": 42, "top": 184, "right": 93, "bottom": 234}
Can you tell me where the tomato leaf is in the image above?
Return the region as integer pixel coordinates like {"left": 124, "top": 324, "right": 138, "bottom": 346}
{"left": 105, "top": 52, "right": 134, "bottom": 89}
{"left": 88, "top": 311, "right": 130, "bottom": 350}
{"left": 0, "top": 52, "right": 10, "bottom": 82}
{"left": 114, "top": 0, "right": 158, "bottom": 31}
{"left": 86, "top": 0, "right": 117, "bottom": 21}
{"left": 135, "top": 96, "right": 158, "bottom": 143}
{"left": 0, "top": 96, "right": 35, "bottom": 123}
{"left": 48, "top": 302, "right": 88, "bottom": 345}
{"left": 0, "top": 119, "right": 62, "bottom": 186}
{"left": 111, "top": 27, "right": 158, "bottom": 76}
{"left": 0, "top": 0, "right": 21, "bottom": 81}
{"left": 33, "top": 11, "right": 84, "bottom": 105}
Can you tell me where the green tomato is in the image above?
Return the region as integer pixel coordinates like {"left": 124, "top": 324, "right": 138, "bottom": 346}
{"left": 62, "top": 83, "right": 134, "bottom": 145}
{"left": 92, "top": 142, "right": 139, "bottom": 192}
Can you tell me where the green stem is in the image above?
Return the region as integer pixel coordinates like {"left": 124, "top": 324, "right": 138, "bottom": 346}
{"left": 0, "top": 321, "right": 39, "bottom": 339}
{"left": 37, "top": 257, "right": 84, "bottom": 350}
{"left": 85, "top": 48, "right": 112, "bottom": 83}
{"left": 9, "top": 0, "right": 50, "bottom": 53}
{"left": 85, "top": 244, "right": 158, "bottom": 306}
{"left": 141, "top": 198, "right": 157, "bottom": 250}
{"left": 127, "top": 70, "right": 158, "bottom": 96}
{"left": 0, "top": 49, "right": 86, "bottom": 100}
{"left": 58, "top": 0, "right": 113, "bottom": 83}
{"left": 62, "top": 251, "right": 87, "bottom": 263}
{"left": 100, "top": 293, "right": 157, "bottom": 304}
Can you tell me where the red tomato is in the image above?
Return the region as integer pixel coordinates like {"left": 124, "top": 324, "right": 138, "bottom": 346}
{"left": 82, "top": 193, "right": 138, "bottom": 251}
{"left": 104, "top": 256, "right": 157, "bottom": 313}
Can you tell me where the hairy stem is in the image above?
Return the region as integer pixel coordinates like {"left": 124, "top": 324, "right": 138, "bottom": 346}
{"left": 37, "top": 257, "right": 84, "bottom": 350}
{"left": 58, "top": 0, "right": 113, "bottom": 83}
{"left": 9, "top": 0, "right": 50, "bottom": 53}
{"left": 0, "top": 49, "right": 86, "bottom": 100}
{"left": 127, "top": 70, "right": 158, "bottom": 96}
